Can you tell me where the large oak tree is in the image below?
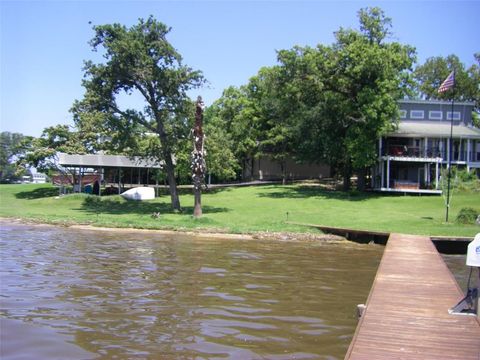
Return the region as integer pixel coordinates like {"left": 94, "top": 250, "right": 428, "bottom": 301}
{"left": 72, "top": 16, "right": 204, "bottom": 210}
{"left": 279, "top": 7, "right": 415, "bottom": 190}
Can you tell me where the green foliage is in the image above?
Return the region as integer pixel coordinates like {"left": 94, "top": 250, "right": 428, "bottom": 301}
{"left": 18, "top": 125, "right": 91, "bottom": 173}
{"left": 358, "top": 7, "right": 392, "bottom": 44}
{"left": 439, "top": 167, "right": 480, "bottom": 193}
{"left": 457, "top": 168, "right": 477, "bottom": 182}
{"left": 247, "top": 65, "right": 302, "bottom": 184}
{"left": 204, "top": 114, "right": 239, "bottom": 181}
{"left": 0, "top": 132, "right": 31, "bottom": 182}
{"left": 455, "top": 207, "right": 479, "bottom": 225}
{"left": 205, "top": 86, "right": 259, "bottom": 180}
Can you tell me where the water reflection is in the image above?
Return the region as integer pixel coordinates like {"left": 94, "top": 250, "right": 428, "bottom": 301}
{"left": 442, "top": 253, "right": 470, "bottom": 293}
{"left": 0, "top": 222, "right": 383, "bottom": 359}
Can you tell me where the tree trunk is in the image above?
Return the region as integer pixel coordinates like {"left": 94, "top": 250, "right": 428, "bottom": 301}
{"left": 155, "top": 114, "right": 181, "bottom": 211}
{"left": 281, "top": 160, "right": 287, "bottom": 185}
{"left": 164, "top": 152, "right": 181, "bottom": 211}
{"left": 343, "top": 162, "right": 352, "bottom": 192}
{"left": 356, "top": 167, "right": 366, "bottom": 192}
{"left": 193, "top": 189, "right": 202, "bottom": 217}
{"left": 250, "top": 157, "right": 255, "bottom": 182}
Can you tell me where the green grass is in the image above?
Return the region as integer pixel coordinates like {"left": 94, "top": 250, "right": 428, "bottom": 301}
{"left": 1, "top": 183, "right": 479, "bottom": 237}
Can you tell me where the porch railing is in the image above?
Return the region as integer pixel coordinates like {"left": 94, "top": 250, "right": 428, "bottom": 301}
{"left": 383, "top": 145, "right": 480, "bottom": 162}
{"left": 385, "top": 146, "right": 442, "bottom": 158}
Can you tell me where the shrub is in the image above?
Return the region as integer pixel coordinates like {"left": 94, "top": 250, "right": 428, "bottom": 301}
{"left": 457, "top": 169, "right": 477, "bottom": 182}
{"left": 455, "top": 207, "right": 479, "bottom": 224}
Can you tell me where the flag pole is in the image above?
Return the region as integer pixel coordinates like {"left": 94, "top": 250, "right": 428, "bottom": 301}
{"left": 445, "top": 68, "right": 455, "bottom": 222}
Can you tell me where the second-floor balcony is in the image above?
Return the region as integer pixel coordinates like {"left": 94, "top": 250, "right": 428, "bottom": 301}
{"left": 383, "top": 145, "right": 479, "bottom": 162}
{"left": 385, "top": 145, "right": 442, "bottom": 158}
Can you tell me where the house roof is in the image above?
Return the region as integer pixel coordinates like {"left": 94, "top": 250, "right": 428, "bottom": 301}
{"left": 58, "top": 153, "right": 164, "bottom": 169}
{"left": 398, "top": 99, "right": 475, "bottom": 107}
{"left": 390, "top": 122, "right": 480, "bottom": 139}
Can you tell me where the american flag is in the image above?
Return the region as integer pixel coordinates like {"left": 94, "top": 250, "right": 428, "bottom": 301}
{"left": 438, "top": 71, "right": 455, "bottom": 93}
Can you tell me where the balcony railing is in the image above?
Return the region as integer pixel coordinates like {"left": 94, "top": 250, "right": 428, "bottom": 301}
{"left": 385, "top": 146, "right": 442, "bottom": 158}
{"left": 383, "top": 145, "right": 480, "bottom": 162}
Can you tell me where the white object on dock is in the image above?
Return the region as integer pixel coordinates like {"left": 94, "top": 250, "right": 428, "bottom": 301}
{"left": 466, "top": 233, "right": 480, "bottom": 267}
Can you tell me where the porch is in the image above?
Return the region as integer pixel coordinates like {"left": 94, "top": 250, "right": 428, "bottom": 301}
{"left": 373, "top": 156, "right": 443, "bottom": 194}
{"left": 376, "top": 187, "right": 442, "bottom": 195}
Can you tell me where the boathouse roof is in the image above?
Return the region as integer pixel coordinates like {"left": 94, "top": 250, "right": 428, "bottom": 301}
{"left": 58, "top": 153, "right": 165, "bottom": 169}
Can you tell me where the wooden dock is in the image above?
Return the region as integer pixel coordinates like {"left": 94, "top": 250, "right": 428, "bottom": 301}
{"left": 345, "top": 233, "right": 480, "bottom": 360}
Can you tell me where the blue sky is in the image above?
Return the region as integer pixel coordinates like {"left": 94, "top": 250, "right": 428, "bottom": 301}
{"left": 1, "top": 0, "right": 479, "bottom": 137}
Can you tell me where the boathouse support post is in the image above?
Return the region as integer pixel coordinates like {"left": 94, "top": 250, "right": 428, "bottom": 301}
{"left": 386, "top": 158, "right": 390, "bottom": 190}
{"left": 118, "top": 168, "right": 121, "bottom": 194}
{"left": 380, "top": 161, "right": 384, "bottom": 189}
{"left": 79, "top": 167, "right": 83, "bottom": 193}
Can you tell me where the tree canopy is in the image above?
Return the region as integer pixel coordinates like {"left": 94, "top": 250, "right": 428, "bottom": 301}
{"left": 0, "top": 132, "right": 31, "bottom": 182}
{"left": 209, "top": 7, "right": 416, "bottom": 190}
{"left": 204, "top": 86, "right": 259, "bottom": 181}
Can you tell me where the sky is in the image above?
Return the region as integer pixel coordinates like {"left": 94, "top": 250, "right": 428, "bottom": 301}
{"left": 1, "top": 0, "right": 479, "bottom": 137}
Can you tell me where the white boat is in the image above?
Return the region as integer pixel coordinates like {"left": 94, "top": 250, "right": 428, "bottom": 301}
{"left": 120, "top": 187, "right": 155, "bottom": 201}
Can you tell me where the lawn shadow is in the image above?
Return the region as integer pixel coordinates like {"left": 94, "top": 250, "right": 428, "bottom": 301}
{"left": 15, "top": 187, "right": 59, "bottom": 200}
{"left": 256, "top": 186, "right": 383, "bottom": 201}
{"left": 155, "top": 186, "right": 232, "bottom": 197}
{"left": 14, "top": 184, "right": 231, "bottom": 201}
{"left": 80, "top": 196, "right": 229, "bottom": 216}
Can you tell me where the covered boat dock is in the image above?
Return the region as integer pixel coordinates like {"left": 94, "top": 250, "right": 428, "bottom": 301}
{"left": 56, "top": 153, "right": 165, "bottom": 195}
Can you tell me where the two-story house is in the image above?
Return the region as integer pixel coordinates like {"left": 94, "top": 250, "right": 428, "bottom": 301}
{"left": 372, "top": 99, "right": 480, "bottom": 194}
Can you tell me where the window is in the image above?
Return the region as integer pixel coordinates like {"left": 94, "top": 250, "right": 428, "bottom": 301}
{"left": 429, "top": 111, "right": 443, "bottom": 120}
{"left": 410, "top": 110, "right": 424, "bottom": 119}
{"left": 399, "top": 110, "right": 407, "bottom": 119}
{"left": 447, "top": 111, "right": 461, "bottom": 120}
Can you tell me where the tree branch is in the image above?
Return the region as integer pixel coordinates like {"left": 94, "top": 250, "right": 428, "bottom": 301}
{"left": 108, "top": 103, "right": 156, "bottom": 133}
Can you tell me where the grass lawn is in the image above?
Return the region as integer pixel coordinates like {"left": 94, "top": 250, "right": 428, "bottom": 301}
{"left": 0, "top": 183, "right": 479, "bottom": 237}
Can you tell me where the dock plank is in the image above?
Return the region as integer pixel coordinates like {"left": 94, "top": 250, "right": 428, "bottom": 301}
{"left": 345, "top": 233, "right": 480, "bottom": 360}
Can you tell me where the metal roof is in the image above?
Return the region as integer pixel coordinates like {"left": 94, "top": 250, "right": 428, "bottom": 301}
{"left": 398, "top": 99, "right": 475, "bottom": 107}
{"left": 390, "top": 122, "right": 480, "bottom": 139}
{"left": 58, "top": 153, "right": 164, "bottom": 168}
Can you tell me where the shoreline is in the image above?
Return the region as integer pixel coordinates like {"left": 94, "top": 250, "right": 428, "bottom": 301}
{"left": 0, "top": 216, "right": 346, "bottom": 243}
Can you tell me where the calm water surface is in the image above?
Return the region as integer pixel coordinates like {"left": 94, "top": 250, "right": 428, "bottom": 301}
{"left": 0, "top": 222, "right": 384, "bottom": 359}
{"left": 442, "top": 253, "right": 471, "bottom": 293}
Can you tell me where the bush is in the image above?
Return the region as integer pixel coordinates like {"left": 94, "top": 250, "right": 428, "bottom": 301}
{"left": 455, "top": 207, "right": 479, "bottom": 224}
{"left": 457, "top": 169, "right": 477, "bottom": 182}
{"left": 439, "top": 167, "right": 480, "bottom": 192}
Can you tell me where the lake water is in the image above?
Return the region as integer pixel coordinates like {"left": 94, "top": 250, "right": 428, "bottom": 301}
{"left": 1, "top": 222, "right": 384, "bottom": 359}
